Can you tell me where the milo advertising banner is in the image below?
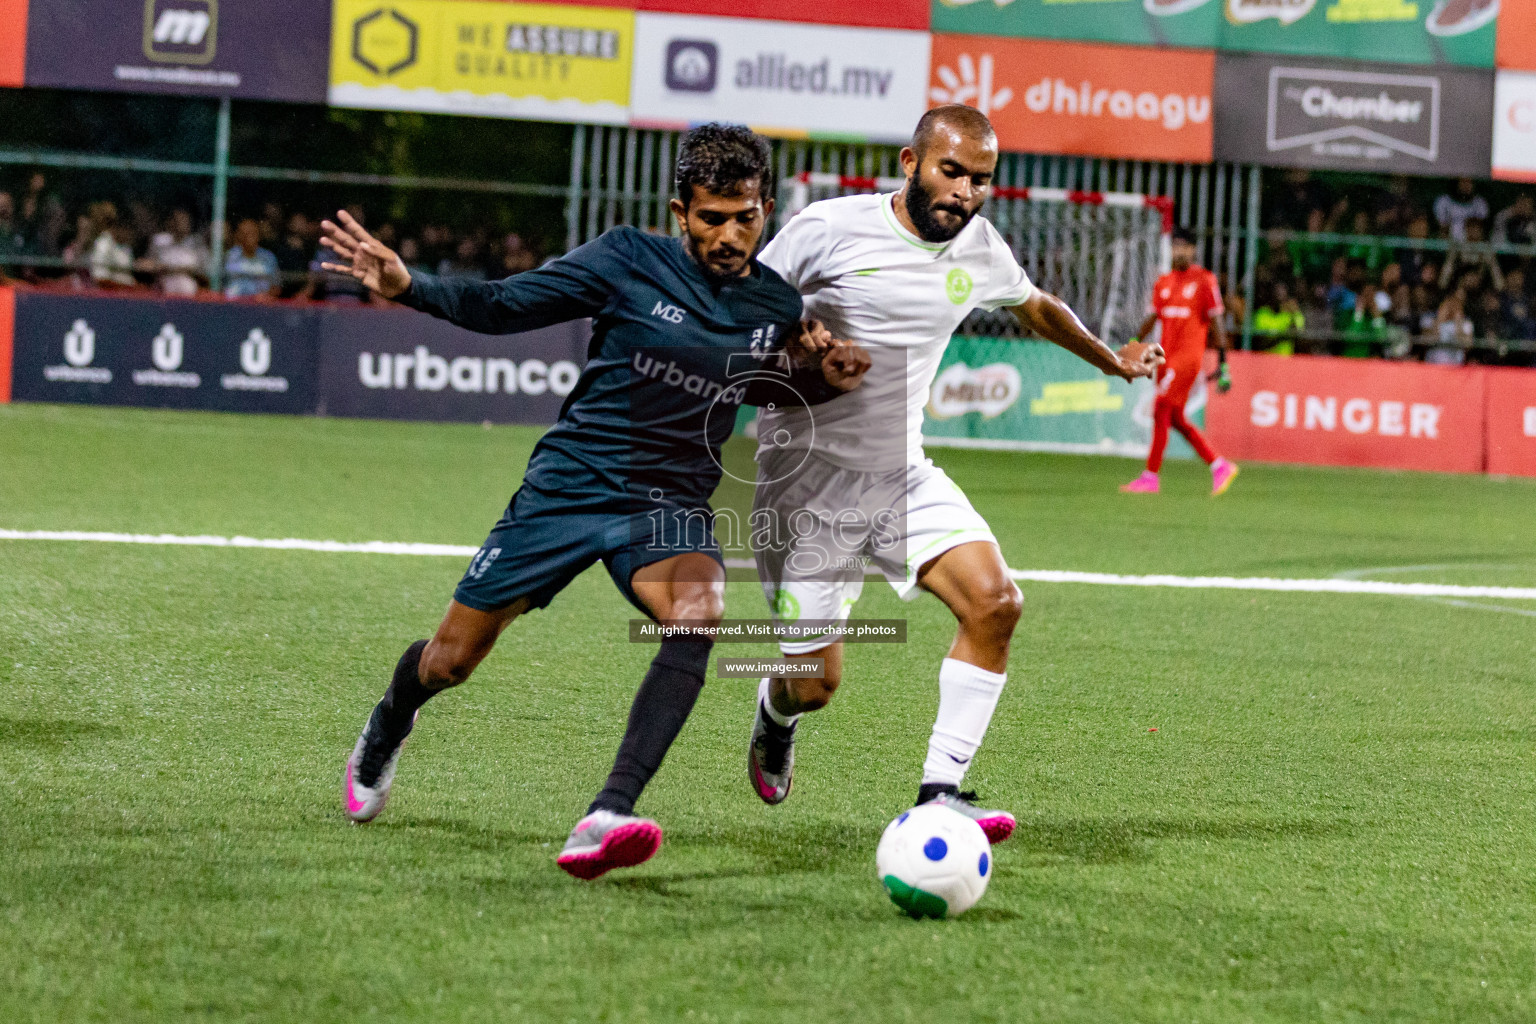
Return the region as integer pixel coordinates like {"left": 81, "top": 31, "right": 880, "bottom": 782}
{"left": 920, "top": 336, "right": 1201, "bottom": 460}
{"left": 931, "top": 0, "right": 1499, "bottom": 68}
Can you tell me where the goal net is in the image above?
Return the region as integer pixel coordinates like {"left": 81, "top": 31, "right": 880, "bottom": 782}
{"left": 781, "top": 173, "right": 1172, "bottom": 345}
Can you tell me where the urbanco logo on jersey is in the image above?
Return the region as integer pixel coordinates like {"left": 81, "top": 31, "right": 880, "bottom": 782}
{"left": 43, "top": 319, "right": 113, "bottom": 384}
{"left": 927, "top": 361, "right": 1022, "bottom": 419}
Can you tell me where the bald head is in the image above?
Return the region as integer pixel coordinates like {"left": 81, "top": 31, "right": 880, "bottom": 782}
{"left": 912, "top": 104, "right": 997, "bottom": 162}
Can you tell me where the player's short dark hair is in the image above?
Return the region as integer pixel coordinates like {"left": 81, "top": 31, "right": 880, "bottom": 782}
{"left": 1172, "top": 226, "right": 1198, "bottom": 246}
{"left": 912, "top": 105, "right": 996, "bottom": 162}
{"left": 674, "top": 123, "right": 774, "bottom": 206}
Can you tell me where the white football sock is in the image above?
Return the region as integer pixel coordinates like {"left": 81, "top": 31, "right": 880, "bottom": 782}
{"left": 759, "top": 676, "right": 800, "bottom": 728}
{"left": 921, "top": 658, "right": 1007, "bottom": 788}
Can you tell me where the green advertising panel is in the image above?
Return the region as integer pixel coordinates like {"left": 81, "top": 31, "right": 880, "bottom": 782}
{"left": 920, "top": 336, "right": 1201, "bottom": 460}
{"left": 931, "top": 0, "right": 1498, "bottom": 68}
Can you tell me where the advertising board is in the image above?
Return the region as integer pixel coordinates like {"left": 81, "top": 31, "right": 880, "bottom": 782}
{"left": 631, "top": 13, "right": 930, "bottom": 141}
{"left": 929, "top": 34, "right": 1215, "bottom": 162}
{"left": 1213, "top": 51, "right": 1494, "bottom": 176}
{"left": 329, "top": 0, "right": 633, "bottom": 124}
{"left": 24, "top": 0, "right": 331, "bottom": 102}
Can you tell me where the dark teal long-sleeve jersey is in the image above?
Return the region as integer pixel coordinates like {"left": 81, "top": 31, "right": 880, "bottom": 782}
{"left": 400, "top": 226, "right": 828, "bottom": 510}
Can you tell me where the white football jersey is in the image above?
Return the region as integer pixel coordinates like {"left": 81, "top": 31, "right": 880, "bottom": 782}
{"left": 758, "top": 192, "right": 1035, "bottom": 469}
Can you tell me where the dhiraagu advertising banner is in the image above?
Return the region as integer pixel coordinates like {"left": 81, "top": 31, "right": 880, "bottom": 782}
{"left": 329, "top": 0, "right": 633, "bottom": 124}
{"left": 920, "top": 336, "right": 1200, "bottom": 460}
{"left": 930, "top": 0, "right": 1498, "bottom": 68}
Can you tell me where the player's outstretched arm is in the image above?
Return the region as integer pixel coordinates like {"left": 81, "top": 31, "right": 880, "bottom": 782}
{"left": 1009, "top": 292, "right": 1164, "bottom": 381}
{"left": 322, "top": 209, "right": 613, "bottom": 335}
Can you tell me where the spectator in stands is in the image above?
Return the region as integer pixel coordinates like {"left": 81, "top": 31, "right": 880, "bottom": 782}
{"left": 1385, "top": 281, "right": 1415, "bottom": 359}
{"left": 259, "top": 202, "right": 284, "bottom": 249}
{"left": 1395, "top": 213, "right": 1434, "bottom": 285}
{"left": 224, "top": 218, "right": 279, "bottom": 299}
{"left": 140, "top": 208, "right": 209, "bottom": 296}
{"left": 1428, "top": 288, "right": 1474, "bottom": 365}
{"left": 0, "top": 192, "right": 24, "bottom": 276}
{"left": 1372, "top": 175, "right": 1413, "bottom": 234}
{"left": 1345, "top": 210, "right": 1386, "bottom": 272}
{"left": 1492, "top": 194, "right": 1534, "bottom": 246}
{"left": 1252, "top": 281, "right": 1305, "bottom": 355}
{"left": 1434, "top": 177, "right": 1489, "bottom": 242}
{"left": 499, "top": 231, "right": 539, "bottom": 277}
{"left": 1287, "top": 207, "right": 1336, "bottom": 283}
{"left": 1439, "top": 218, "right": 1503, "bottom": 292}
{"left": 18, "top": 172, "right": 65, "bottom": 261}
{"left": 1498, "top": 268, "right": 1536, "bottom": 342}
{"left": 274, "top": 212, "right": 314, "bottom": 298}
{"left": 1341, "top": 284, "right": 1391, "bottom": 358}
{"left": 437, "top": 235, "right": 487, "bottom": 280}
{"left": 1325, "top": 257, "right": 1358, "bottom": 322}
{"left": 89, "top": 205, "right": 135, "bottom": 288}
{"left": 397, "top": 236, "right": 432, "bottom": 278}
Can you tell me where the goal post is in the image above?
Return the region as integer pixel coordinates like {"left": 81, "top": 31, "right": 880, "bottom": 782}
{"left": 780, "top": 172, "right": 1173, "bottom": 346}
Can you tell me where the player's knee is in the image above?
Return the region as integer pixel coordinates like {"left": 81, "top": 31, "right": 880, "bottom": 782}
{"left": 419, "top": 637, "right": 482, "bottom": 689}
{"left": 964, "top": 581, "right": 1023, "bottom": 638}
{"left": 789, "top": 670, "right": 839, "bottom": 711}
{"left": 672, "top": 586, "right": 725, "bottom": 627}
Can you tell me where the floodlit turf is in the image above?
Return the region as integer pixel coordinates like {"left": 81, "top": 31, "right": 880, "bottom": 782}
{"left": 3, "top": 401, "right": 1536, "bottom": 1023}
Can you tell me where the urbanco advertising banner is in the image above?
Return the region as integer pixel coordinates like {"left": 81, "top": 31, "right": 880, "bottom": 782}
{"left": 930, "top": 0, "right": 1496, "bottom": 68}
{"left": 1204, "top": 351, "right": 1486, "bottom": 474}
{"left": 1484, "top": 367, "right": 1536, "bottom": 478}
{"left": 633, "top": 0, "right": 929, "bottom": 32}
{"left": 629, "top": 13, "right": 930, "bottom": 141}
{"left": 316, "top": 306, "right": 589, "bottom": 424}
{"left": 10, "top": 292, "right": 320, "bottom": 415}
{"left": 0, "top": 0, "right": 26, "bottom": 88}
{"left": 1213, "top": 51, "right": 1494, "bottom": 176}
{"left": 920, "top": 336, "right": 1202, "bottom": 460}
{"left": 1496, "top": 0, "right": 1536, "bottom": 70}
{"left": 24, "top": 0, "right": 331, "bottom": 102}
{"left": 928, "top": 35, "right": 1214, "bottom": 162}
{"left": 329, "top": 0, "right": 633, "bottom": 124}
{"left": 1493, "top": 70, "right": 1536, "bottom": 182}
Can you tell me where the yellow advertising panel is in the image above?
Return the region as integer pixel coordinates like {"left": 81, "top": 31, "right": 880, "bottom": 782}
{"left": 329, "top": 0, "right": 633, "bottom": 124}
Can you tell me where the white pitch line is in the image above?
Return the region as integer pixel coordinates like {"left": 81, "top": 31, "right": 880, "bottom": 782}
{"left": 4, "top": 529, "right": 1535, "bottom": 602}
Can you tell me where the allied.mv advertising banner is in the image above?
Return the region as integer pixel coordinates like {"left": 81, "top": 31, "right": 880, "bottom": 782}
{"left": 329, "top": 0, "right": 634, "bottom": 124}
{"left": 928, "top": 35, "right": 1215, "bottom": 163}
{"left": 1213, "top": 51, "right": 1494, "bottom": 176}
{"left": 930, "top": 0, "right": 1498, "bottom": 68}
{"left": 630, "top": 13, "right": 930, "bottom": 141}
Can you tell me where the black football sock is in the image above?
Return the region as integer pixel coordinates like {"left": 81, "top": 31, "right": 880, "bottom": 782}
{"left": 916, "top": 782, "right": 960, "bottom": 806}
{"left": 588, "top": 636, "right": 713, "bottom": 816}
{"left": 374, "top": 639, "right": 432, "bottom": 738}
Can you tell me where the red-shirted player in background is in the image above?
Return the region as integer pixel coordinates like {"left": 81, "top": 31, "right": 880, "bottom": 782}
{"left": 1121, "top": 227, "right": 1239, "bottom": 496}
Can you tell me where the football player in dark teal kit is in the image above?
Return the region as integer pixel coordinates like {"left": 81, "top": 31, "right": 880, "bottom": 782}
{"left": 319, "top": 125, "right": 869, "bottom": 878}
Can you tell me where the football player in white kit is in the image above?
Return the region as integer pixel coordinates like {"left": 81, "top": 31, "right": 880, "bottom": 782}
{"left": 746, "top": 105, "right": 1163, "bottom": 840}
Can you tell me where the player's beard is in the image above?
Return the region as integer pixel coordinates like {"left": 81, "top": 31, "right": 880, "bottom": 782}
{"left": 904, "top": 171, "right": 974, "bottom": 244}
{"left": 683, "top": 229, "right": 752, "bottom": 285}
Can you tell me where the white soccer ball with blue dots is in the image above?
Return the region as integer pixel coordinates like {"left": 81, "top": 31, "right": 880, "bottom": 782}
{"left": 875, "top": 803, "right": 991, "bottom": 919}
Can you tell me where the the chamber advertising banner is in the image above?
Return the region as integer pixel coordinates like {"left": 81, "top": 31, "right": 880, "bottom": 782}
{"left": 329, "top": 0, "right": 634, "bottom": 124}
{"left": 929, "top": 34, "right": 1215, "bottom": 163}
{"left": 24, "top": 0, "right": 331, "bottom": 102}
{"left": 630, "top": 13, "right": 931, "bottom": 141}
{"left": 930, "top": 0, "right": 1497, "bottom": 68}
{"left": 1213, "top": 51, "right": 1494, "bottom": 176}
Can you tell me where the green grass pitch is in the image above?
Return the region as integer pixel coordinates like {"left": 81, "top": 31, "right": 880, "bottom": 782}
{"left": 3, "top": 401, "right": 1535, "bottom": 1022}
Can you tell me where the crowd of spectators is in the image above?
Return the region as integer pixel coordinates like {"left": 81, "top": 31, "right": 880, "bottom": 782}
{"left": 1249, "top": 170, "right": 1536, "bottom": 366}
{"left": 0, "top": 173, "right": 546, "bottom": 302}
